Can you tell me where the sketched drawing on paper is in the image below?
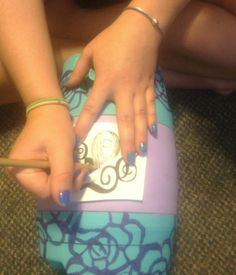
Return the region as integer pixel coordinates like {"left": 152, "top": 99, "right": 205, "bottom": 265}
{"left": 72, "top": 121, "right": 147, "bottom": 202}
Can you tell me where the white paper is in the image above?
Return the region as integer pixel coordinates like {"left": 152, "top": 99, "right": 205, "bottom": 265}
{"left": 72, "top": 121, "right": 147, "bottom": 202}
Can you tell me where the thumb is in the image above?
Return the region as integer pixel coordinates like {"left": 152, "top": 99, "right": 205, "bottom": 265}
{"left": 48, "top": 140, "right": 75, "bottom": 206}
{"left": 65, "top": 47, "right": 92, "bottom": 88}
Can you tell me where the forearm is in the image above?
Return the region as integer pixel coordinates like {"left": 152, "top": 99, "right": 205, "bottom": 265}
{"left": 0, "top": 0, "right": 62, "bottom": 104}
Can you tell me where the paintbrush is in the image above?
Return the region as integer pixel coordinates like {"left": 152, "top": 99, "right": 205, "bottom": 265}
{"left": 0, "top": 157, "right": 96, "bottom": 171}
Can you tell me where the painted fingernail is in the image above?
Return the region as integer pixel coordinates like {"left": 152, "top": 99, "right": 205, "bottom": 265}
{"left": 59, "top": 190, "right": 70, "bottom": 206}
{"left": 150, "top": 123, "right": 158, "bottom": 138}
{"left": 76, "top": 137, "right": 81, "bottom": 145}
{"left": 74, "top": 170, "right": 81, "bottom": 178}
{"left": 139, "top": 142, "right": 147, "bottom": 154}
{"left": 84, "top": 174, "right": 92, "bottom": 182}
{"left": 127, "top": 152, "right": 136, "bottom": 165}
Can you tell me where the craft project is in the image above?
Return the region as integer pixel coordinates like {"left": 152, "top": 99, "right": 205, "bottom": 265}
{"left": 37, "top": 54, "right": 178, "bottom": 274}
{"left": 72, "top": 121, "right": 147, "bottom": 202}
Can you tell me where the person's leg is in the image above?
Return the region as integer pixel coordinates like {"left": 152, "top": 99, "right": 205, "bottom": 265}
{"left": 160, "top": 0, "right": 236, "bottom": 82}
{"left": 1, "top": 0, "right": 236, "bottom": 106}
{"left": 0, "top": 36, "right": 85, "bottom": 105}
{"left": 159, "top": 0, "right": 236, "bottom": 92}
{"left": 45, "top": 0, "right": 236, "bottom": 89}
{"left": 163, "top": 68, "right": 236, "bottom": 93}
{"left": 207, "top": 0, "right": 236, "bottom": 15}
{"left": 44, "top": 0, "right": 127, "bottom": 42}
{"left": 0, "top": 62, "right": 21, "bottom": 105}
{"left": 0, "top": 0, "right": 127, "bottom": 105}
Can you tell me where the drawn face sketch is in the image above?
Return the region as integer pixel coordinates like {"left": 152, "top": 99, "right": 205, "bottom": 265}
{"left": 91, "top": 131, "right": 120, "bottom": 166}
{"left": 72, "top": 121, "right": 146, "bottom": 202}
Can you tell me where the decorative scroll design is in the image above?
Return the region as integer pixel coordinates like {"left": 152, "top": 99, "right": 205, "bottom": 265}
{"left": 37, "top": 211, "right": 176, "bottom": 274}
{"left": 73, "top": 142, "right": 94, "bottom": 166}
{"left": 74, "top": 134, "right": 137, "bottom": 194}
{"left": 81, "top": 157, "right": 137, "bottom": 193}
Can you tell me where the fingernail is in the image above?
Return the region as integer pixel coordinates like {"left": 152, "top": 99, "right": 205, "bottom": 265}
{"left": 150, "top": 123, "right": 158, "bottom": 138}
{"left": 59, "top": 190, "right": 70, "bottom": 206}
{"left": 84, "top": 174, "right": 92, "bottom": 182}
{"left": 74, "top": 170, "right": 81, "bottom": 178}
{"left": 127, "top": 152, "right": 136, "bottom": 165}
{"left": 76, "top": 137, "right": 81, "bottom": 144}
{"left": 139, "top": 142, "right": 147, "bottom": 154}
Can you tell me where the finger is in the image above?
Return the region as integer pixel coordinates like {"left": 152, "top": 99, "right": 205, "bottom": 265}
{"left": 75, "top": 81, "right": 107, "bottom": 141}
{"left": 48, "top": 139, "right": 75, "bottom": 206}
{"left": 7, "top": 138, "right": 51, "bottom": 199}
{"left": 115, "top": 91, "right": 136, "bottom": 165}
{"left": 146, "top": 82, "right": 158, "bottom": 137}
{"left": 65, "top": 48, "right": 92, "bottom": 87}
{"left": 73, "top": 169, "right": 88, "bottom": 191}
{"left": 8, "top": 167, "right": 51, "bottom": 200}
{"left": 134, "top": 92, "right": 148, "bottom": 155}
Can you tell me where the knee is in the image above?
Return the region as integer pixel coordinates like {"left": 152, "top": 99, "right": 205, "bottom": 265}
{"left": 207, "top": 0, "right": 236, "bottom": 16}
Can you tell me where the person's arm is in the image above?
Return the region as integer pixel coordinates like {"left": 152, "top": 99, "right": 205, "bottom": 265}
{"left": 0, "top": 0, "right": 76, "bottom": 205}
{"left": 66, "top": 0, "right": 190, "bottom": 163}
{"left": 0, "top": 0, "right": 62, "bottom": 103}
{"left": 128, "top": 0, "right": 190, "bottom": 32}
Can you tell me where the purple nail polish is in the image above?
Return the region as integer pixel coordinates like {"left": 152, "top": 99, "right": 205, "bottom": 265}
{"left": 150, "top": 123, "right": 158, "bottom": 138}
{"left": 74, "top": 170, "right": 81, "bottom": 178}
{"left": 127, "top": 152, "right": 136, "bottom": 165}
{"left": 59, "top": 190, "right": 70, "bottom": 206}
{"left": 139, "top": 142, "right": 147, "bottom": 154}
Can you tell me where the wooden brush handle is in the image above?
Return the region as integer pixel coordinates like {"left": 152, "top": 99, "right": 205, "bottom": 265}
{"left": 0, "top": 157, "right": 95, "bottom": 171}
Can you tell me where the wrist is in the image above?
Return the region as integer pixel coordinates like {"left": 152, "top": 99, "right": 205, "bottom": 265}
{"left": 124, "top": 6, "right": 164, "bottom": 38}
{"left": 23, "top": 89, "right": 64, "bottom": 106}
{"left": 117, "top": 9, "right": 162, "bottom": 46}
{"left": 129, "top": 0, "right": 190, "bottom": 32}
{"left": 26, "top": 103, "right": 71, "bottom": 123}
{"left": 25, "top": 96, "right": 69, "bottom": 117}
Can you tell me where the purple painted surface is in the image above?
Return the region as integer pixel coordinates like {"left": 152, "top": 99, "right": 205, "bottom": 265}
{"left": 38, "top": 116, "right": 178, "bottom": 214}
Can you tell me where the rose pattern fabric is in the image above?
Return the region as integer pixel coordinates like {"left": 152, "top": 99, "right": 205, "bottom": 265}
{"left": 37, "top": 211, "right": 176, "bottom": 274}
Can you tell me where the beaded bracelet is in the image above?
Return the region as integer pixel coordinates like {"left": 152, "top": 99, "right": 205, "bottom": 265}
{"left": 26, "top": 97, "right": 69, "bottom": 116}
{"left": 124, "top": 6, "right": 164, "bottom": 37}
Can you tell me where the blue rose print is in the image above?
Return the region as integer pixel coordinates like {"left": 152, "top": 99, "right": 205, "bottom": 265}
{"left": 37, "top": 211, "right": 176, "bottom": 275}
{"left": 154, "top": 66, "right": 171, "bottom": 112}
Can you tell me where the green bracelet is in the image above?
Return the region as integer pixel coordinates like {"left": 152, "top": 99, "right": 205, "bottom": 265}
{"left": 26, "top": 97, "right": 69, "bottom": 116}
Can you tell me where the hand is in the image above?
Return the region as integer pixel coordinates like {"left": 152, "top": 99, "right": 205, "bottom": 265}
{"left": 66, "top": 11, "right": 161, "bottom": 164}
{"left": 7, "top": 105, "right": 77, "bottom": 206}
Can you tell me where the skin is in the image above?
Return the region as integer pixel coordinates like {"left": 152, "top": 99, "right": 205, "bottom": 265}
{"left": 0, "top": 0, "right": 75, "bottom": 204}
{"left": 0, "top": 0, "right": 235, "bottom": 205}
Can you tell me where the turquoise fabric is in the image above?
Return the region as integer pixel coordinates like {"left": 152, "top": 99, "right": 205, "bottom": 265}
{"left": 37, "top": 211, "right": 176, "bottom": 274}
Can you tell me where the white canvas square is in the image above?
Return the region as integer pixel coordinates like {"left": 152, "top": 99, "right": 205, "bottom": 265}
{"left": 71, "top": 121, "right": 147, "bottom": 202}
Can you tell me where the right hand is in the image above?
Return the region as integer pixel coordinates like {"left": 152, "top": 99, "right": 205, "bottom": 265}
{"left": 66, "top": 11, "right": 161, "bottom": 164}
{"left": 7, "top": 105, "right": 78, "bottom": 206}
